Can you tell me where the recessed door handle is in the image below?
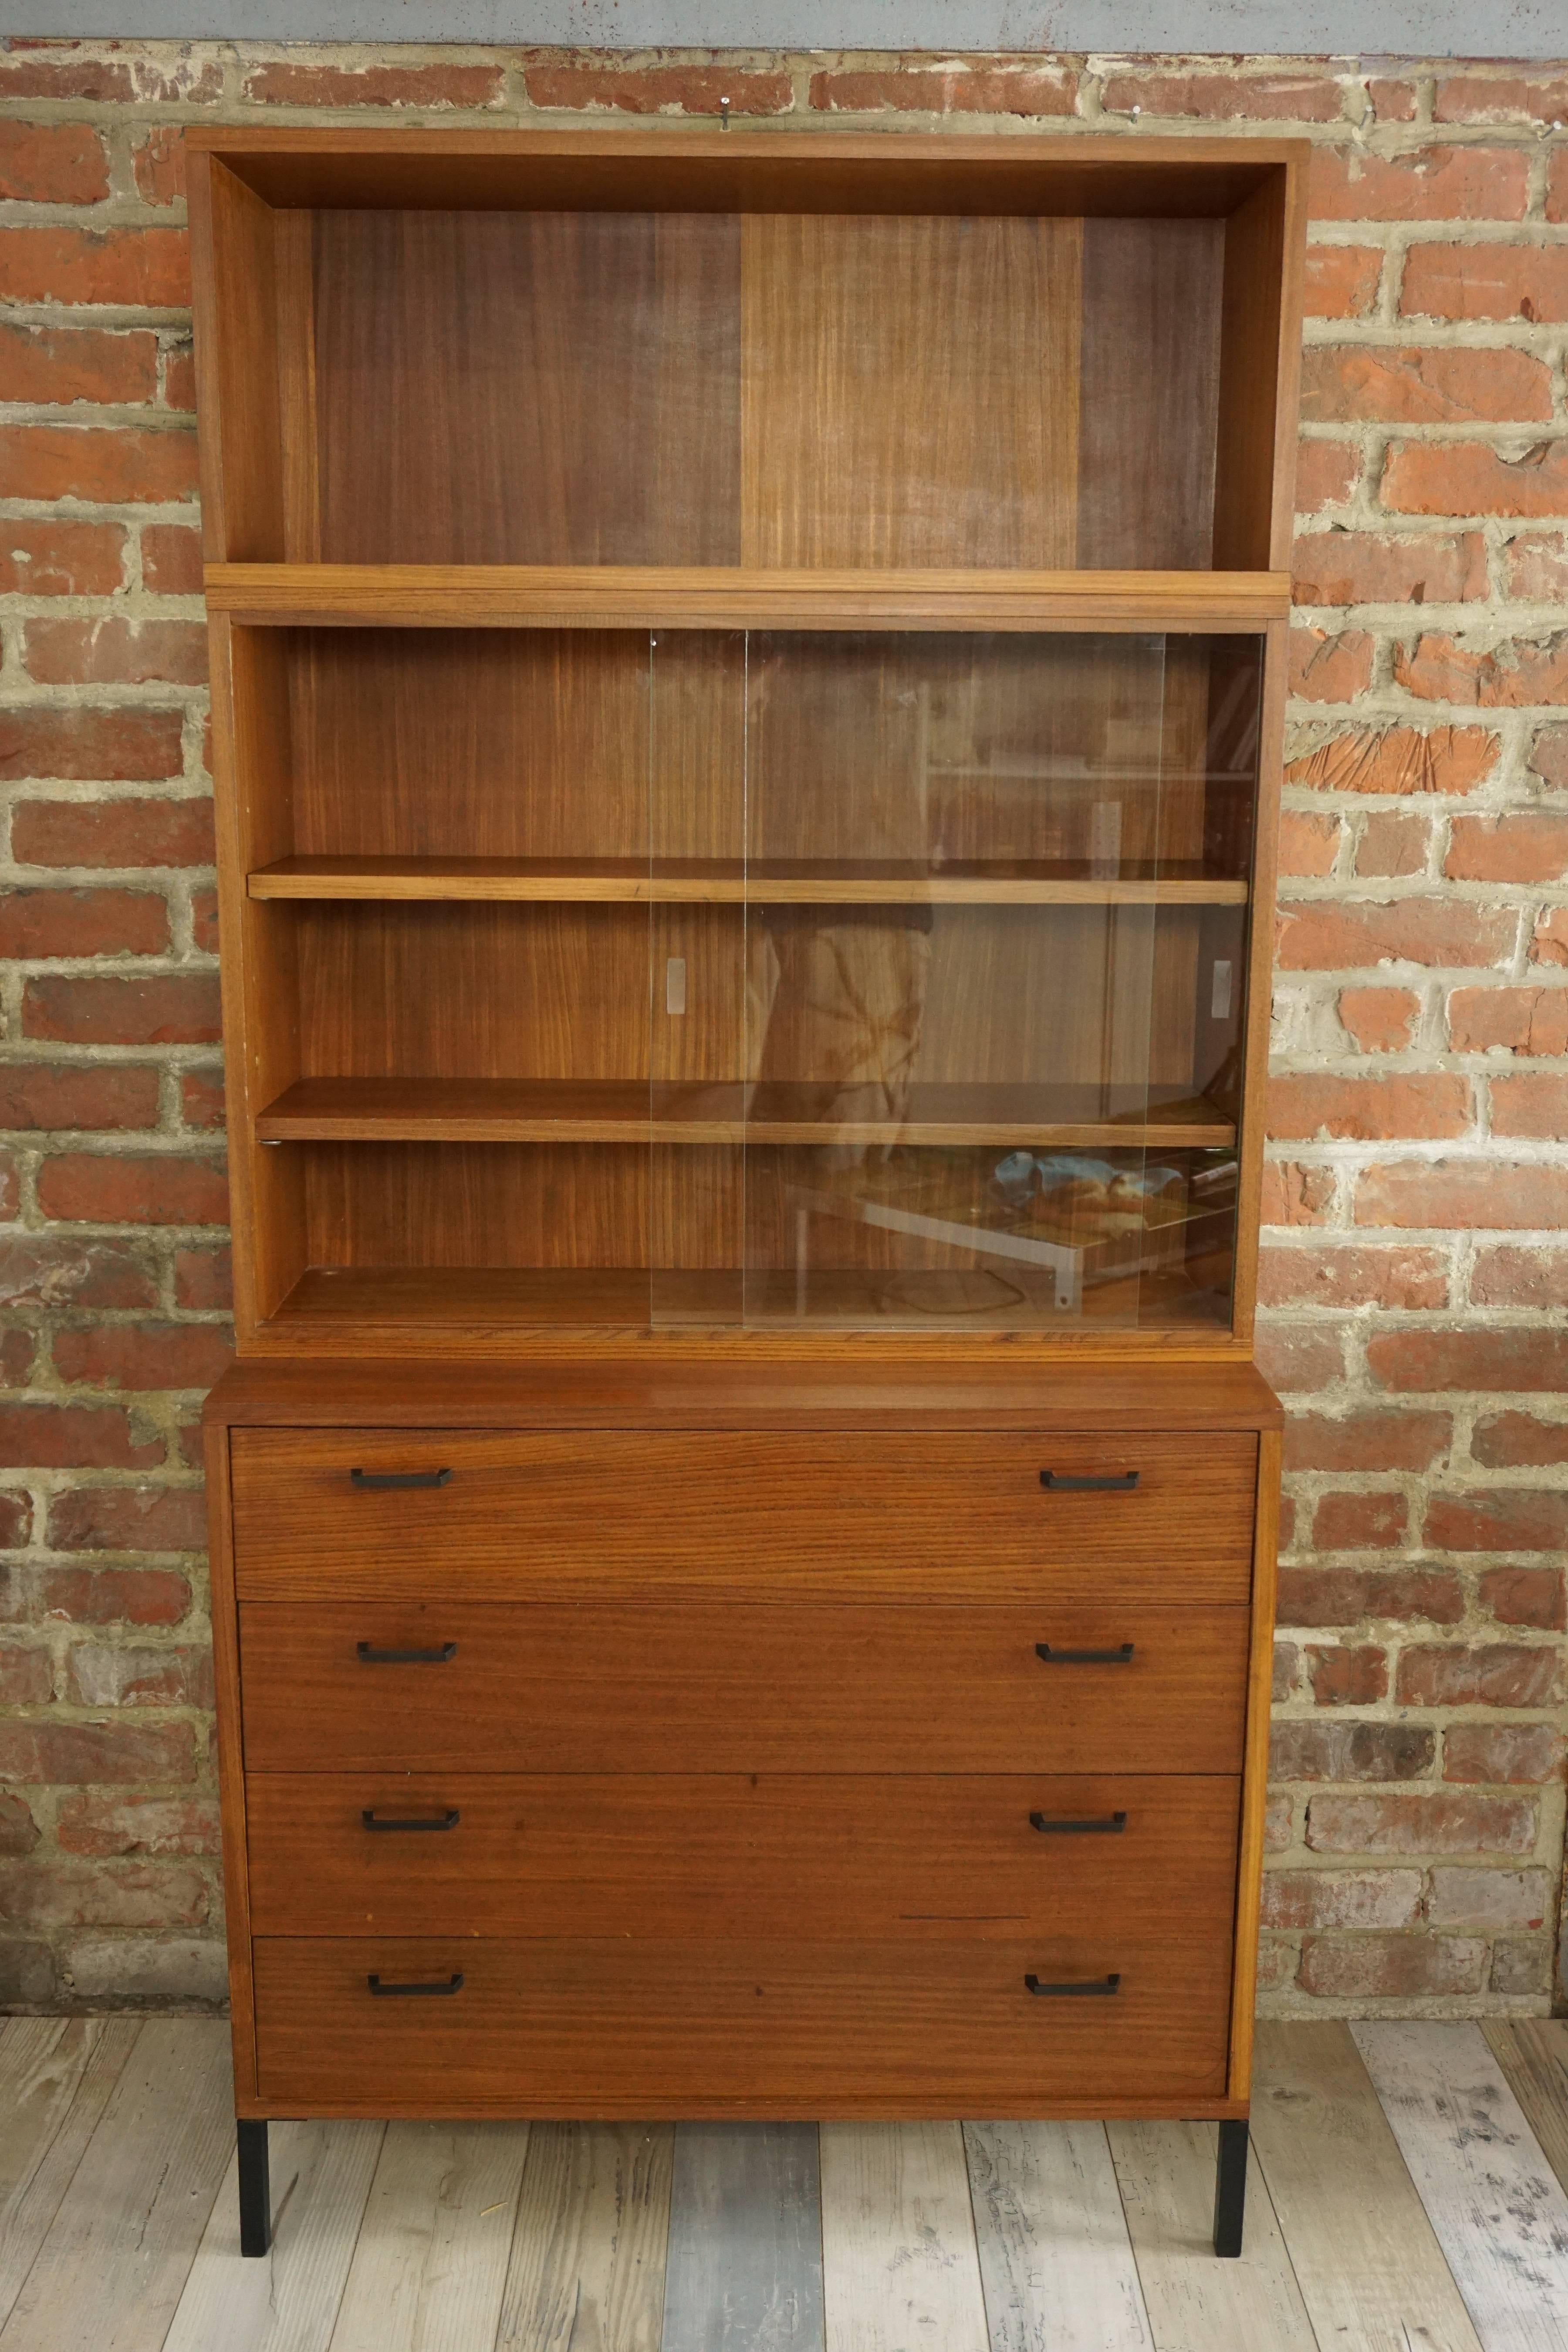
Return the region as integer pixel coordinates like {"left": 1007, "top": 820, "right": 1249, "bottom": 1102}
{"left": 351, "top": 1467, "right": 453, "bottom": 1490}
{"left": 1036, "top": 1642, "right": 1135, "bottom": 1666}
{"left": 362, "top": 1809, "right": 460, "bottom": 1832}
{"left": 1025, "top": 1972, "right": 1122, "bottom": 1997}
{"left": 356, "top": 1641, "right": 458, "bottom": 1665}
{"left": 1040, "top": 1470, "right": 1139, "bottom": 1492}
{"left": 368, "top": 1972, "right": 465, "bottom": 1997}
{"left": 1031, "top": 1811, "right": 1128, "bottom": 1835}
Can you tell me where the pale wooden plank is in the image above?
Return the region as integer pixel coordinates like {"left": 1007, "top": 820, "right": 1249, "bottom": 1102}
{"left": 1108, "top": 2120, "right": 1317, "bottom": 2352}
{"left": 1354, "top": 2020, "right": 1568, "bottom": 2352}
{"left": 1484, "top": 2024, "right": 1568, "bottom": 2205}
{"left": 1251, "top": 2021, "right": 1483, "bottom": 2352}
{"left": 497, "top": 2122, "right": 672, "bottom": 2352}
{"left": 0, "top": 2017, "right": 232, "bottom": 2352}
{"left": 326, "top": 2122, "right": 529, "bottom": 2352}
{"left": 0, "top": 2017, "right": 142, "bottom": 2332}
{"left": 662, "top": 2122, "right": 823, "bottom": 2352}
{"left": 819, "top": 2122, "right": 987, "bottom": 2352}
{"left": 162, "top": 2118, "right": 385, "bottom": 2352}
{"left": 965, "top": 2119, "right": 1153, "bottom": 2352}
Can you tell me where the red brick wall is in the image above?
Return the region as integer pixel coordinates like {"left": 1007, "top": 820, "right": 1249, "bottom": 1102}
{"left": 0, "top": 39, "right": 1564, "bottom": 2015}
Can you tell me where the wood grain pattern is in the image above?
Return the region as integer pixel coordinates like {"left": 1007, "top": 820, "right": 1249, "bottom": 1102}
{"left": 244, "top": 1772, "right": 1240, "bottom": 1941}
{"left": 186, "top": 155, "right": 284, "bottom": 561}
{"left": 497, "top": 2123, "right": 672, "bottom": 2352}
{"left": 1212, "top": 173, "right": 1299, "bottom": 576}
{"left": 1108, "top": 2120, "right": 1317, "bottom": 2352}
{"left": 237, "top": 1601, "right": 1249, "bottom": 1773}
{"left": 274, "top": 209, "right": 321, "bottom": 562}
{"left": 662, "top": 2125, "right": 824, "bottom": 2352}
{"left": 1353, "top": 2021, "right": 1568, "bottom": 2352}
{"left": 1229, "top": 1422, "right": 1282, "bottom": 2104}
{"left": 327, "top": 2122, "right": 529, "bottom": 2352}
{"left": 298, "top": 1140, "right": 651, "bottom": 1274}
{"left": 1250, "top": 2022, "right": 1484, "bottom": 2352}
{"left": 0, "top": 2020, "right": 142, "bottom": 2333}
{"left": 820, "top": 2125, "right": 987, "bottom": 2352}
{"left": 1484, "top": 2023, "right": 1568, "bottom": 2202}
{"left": 203, "top": 1421, "right": 257, "bottom": 2107}
{"left": 964, "top": 2119, "right": 1152, "bottom": 2352}
{"left": 230, "top": 1427, "right": 1258, "bottom": 1601}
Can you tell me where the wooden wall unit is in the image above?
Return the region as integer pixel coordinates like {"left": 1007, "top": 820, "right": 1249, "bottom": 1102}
{"left": 190, "top": 126, "right": 1306, "bottom": 2260}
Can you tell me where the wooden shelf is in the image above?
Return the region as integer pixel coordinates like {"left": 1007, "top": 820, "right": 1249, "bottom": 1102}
{"left": 249, "top": 855, "right": 1251, "bottom": 908}
{"left": 206, "top": 564, "right": 1290, "bottom": 633}
{"left": 256, "top": 1077, "right": 1237, "bottom": 1150}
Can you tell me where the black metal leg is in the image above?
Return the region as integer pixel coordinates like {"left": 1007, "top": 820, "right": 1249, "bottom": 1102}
{"left": 1213, "top": 2117, "right": 1247, "bottom": 2257}
{"left": 237, "top": 2118, "right": 271, "bottom": 2257}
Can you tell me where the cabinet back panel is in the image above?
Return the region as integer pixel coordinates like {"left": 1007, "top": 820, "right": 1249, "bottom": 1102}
{"left": 302, "top": 1140, "right": 652, "bottom": 1270}
{"left": 313, "top": 210, "right": 741, "bottom": 564}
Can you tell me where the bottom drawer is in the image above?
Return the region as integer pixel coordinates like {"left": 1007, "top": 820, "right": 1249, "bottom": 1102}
{"left": 251, "top": 1935, "right": 1233, "bottom": 2112}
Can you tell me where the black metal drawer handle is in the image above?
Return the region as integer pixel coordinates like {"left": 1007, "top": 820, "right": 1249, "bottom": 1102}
{"left": 351, "top": 1467, "right": 453, "bottom": 1490}
{"left": 1036, "top": 1642, "right": 1135, "bottom": 1666}
{"left": 362, "top": 1809, "right": 460, "bottom": 1833}
{"left": 368, "top": 1971, "right": 465, "bottom": 1997}
{"left": 356, "top": 1640, "right": 458, "bottom": 1665}
{"left": 1040, "top": 1470, "right": 1139, "bottom": 1492}
{"left": 1025, "top": 1972, "right": 1122, "bottom": 1997}
{"left": 1031, "top": 1811, "right": 1128, "bottom": 1835}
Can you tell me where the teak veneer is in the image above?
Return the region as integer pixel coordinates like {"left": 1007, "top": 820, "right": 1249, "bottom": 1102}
{"left": 192, "top": 122, "right": 1304, "bottom": 2261}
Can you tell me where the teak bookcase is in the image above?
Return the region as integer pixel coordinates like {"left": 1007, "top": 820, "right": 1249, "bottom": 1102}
{"left": 190, "top": 126, "right": 1305, "bottom": 2260}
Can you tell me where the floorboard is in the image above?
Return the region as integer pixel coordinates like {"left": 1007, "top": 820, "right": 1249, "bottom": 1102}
{"left": 1108, "top": 2119, "right": 1316, "bottom": 2352}
{"left": 1354, "top": 2021, "right": 1568, "bottom": 2352}
{"left": 1483, "top": 2023, "right": 1568, "bottom": 2203}
{"left": 0, "top": 2017, "right": 142, "bottom": 2333}
{"left": 495, "top": 2123, "right": 672, "bottom": 2352}
{"left": 662, "top": 2122, "right": 824, "bottom": 2352}
{"left": 819, "top": 2122, "right": 988, "bottom": 2352}
{"left": 1251, "top": 2021, "right": 1484, "bottom": 2352}
{"left": 965, "top": 2119, "right": 1152, "bottom": 2352}
{"left": 0, "top": 2016, "right": 232, "bottom": 2352}
{"left": 326, "top": 2122, "right": 529, "bottom": 2352}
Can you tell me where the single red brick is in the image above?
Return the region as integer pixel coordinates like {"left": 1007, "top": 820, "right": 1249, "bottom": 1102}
{"left": 1295, "top": 438, "right": 1361, "bottom": 510}
{"left": 12, "top": 794, "right": 212, "bottom": 868}
{"left": 1385, "top": 442, "right": 1568, "bottom": 522}
{"left": 1470, "top": 1247, "right": 1568, "bottom": 1309}
{"left": 53, "top": 1321, "right": 233, "bottom": 1393}
{"left": 1254, "top": 1324, "right": 1345, "bottom": 1394}
{"left": 1105, "top": 68, "right": 1341, "bottom": 120}
{"left": 1314, "top": 1490, "right": 1408, "bottom": 1550}
{"left": 0, "top": 518, "right": 125, "bottom": 597}
{"left": 0, "top": 1644, "right": 52, "bottom": 1703}
{"left": 1302, "top": 244, "right": 1382, "bottom": 320}
{"left": 1271, "top": 1720, "right": 1434, "bottom": 1780}
{"left": 0, "top": 1717, "right": 193, "bottom": 1784}
{"left": 1260, "top": 1160, "right": 1336, "bottom": 1227}
{"left": 1298, "top": 1933, "right": 1486, "bottom": 1998}
{"left": 1401, "top": 243, "right": 1568, "bottom": 323}
{"left": 1276, "top": 1565, "right": 1463, "bottom": 1626}
{"left": 0, "top": 119, "right": 108, "bottom": 203}
{"left": 1267, "top": 1073, "right": 1470, "bottom": 1142}
{"left": 1289, "top": 627, "right": 1375, "bottom": 701}
{"left": 1480, "top": 1566, "right": 1566, "bottom": 1630}
{"left": 1358, "top": 1165, "right": 1568, "bottom": 1238}
{"left": 179, "top": 1068, "right": 223, "bottom": 1131}
{"left": 1263, "top": 1797, "right": 1294, "bottom": 1853}
{"left": 247, "top": 57, "right": 506, "bottom": 106}
{"left": 131, "top": 123, "right": 184, "bottom": 205}
{"left": 125, "top": 52, "right": 224, "bottom": 102}
{"left": 1299, "top": 344, "right": 1553, "bottom": 425}
{"left": 1472, "top": 1408, "right": 1568, "bottom": 1467}
{"left": 0, "top": 1065, "right": 158, "bottom": 1132}
{"left": 46, "top": 1485, "right": 206, "bottom": 1554}
{"left": 1284, "top": 1408, "right": 1453, "bottom": 1472}
{"left": 0, "top": 1235, "right": 155, "bottom": 1311}
{"left": 173, "top": 1245, "right": 231, "bottom": 1311}
{"left": 0, "top": 710, "right": 185, "bottom": 786}
{"left": 0, "top": 318, "right": 159, "bottom": 406}
{"left": 1435, "top": 72, "right": 1568, "bottom": 122}
{"left": 0, "top": 1857, "right": 207, "bottom": 1930}
{"left": 0, "top": 1792, "right": 39, "bottom": 1855}
{"left": 174, "top": 1420, "right": 203, "bottom": 1471}
{"left": 1368, "top": 78, "right": 1419, "bottom": 121}
{"left": 0, "top": 888, "right": 168, "bottom": 959}
{"left": 1399, "top": 1642, "right": 1562, "bottom": 1707}
{"left": 1285, "top": 724, "right": 1499, "bottom": 798}
{"left": 1313, "top": 144, "right": 1528, "bottom": 221}
{"left": 1369, "top": 1322, "right": 1568, "bottom": 1392}
{"left": 139, "top": 525, "right": 203, "bottom": 595}
{"left": 1338, "top": 987, "right": 1421, "bottom": 1051}
{"left": 24, "top": 974, "right": 222, "bottom": 1046}
{"left": 1505, "top": 534, "right": 1568, "bottom": 600}
{"left": 809, "top": 60, "right": 1073, "bottom": 113}
{"left": 0, "top": 425, "right": 198, "bottom": 507}
{"left": 189, "top": 889, "right": 218, "bottom": 957}
{"left": 1273, "top": 1641, "right": 1298, "bottom": 1702}
{"left": 1553, "top": 149, "right": 1568, "bottom": 225}
{"left": 1261, "top": 1869, "right": 1422, "bottom": 1932}
{"left": 0, "top": 225, "right": 189, "bottom": 308}
{"left": 1308, "top": 1643, "right": 1389, "bottom": 1705}
{"left": 1277, "top": 810, "right": 1339, "bottom": 876}
{"left": 0, "top": 54, "right": 134, "bottom": 100}
{"left": 1292, "top": 528, "right": 1486, "bottom": 607}
{"left": 0, "top": 1331, "right": 36, "bottom": 1391}
{"left": 64, "top": 1641, "right": 213, "bottom": 1709}
{"left": 55, "top": 1791, "right": 220, "bottom": 1857}
{"left": 1262, "top": 1244, "right": 1448, "bottom": 1312}
{"left": 1356, "top": 813, "right": 1429, "bottom": 879}
{"left": 1535, "top": 909, "right": 1568, "bottom": 967}
{"left": 522, "top": 59, "right": 791, "bottom": 112}
{"left": 23, "top": 1565, "right": 190, "bottom": 1625}
{"left": 159, "top": 349, "right": 196, "bottom": 412}
{"left": 1426, "top": 1491, "right": 1568, "bottom": 1554}
{"left": 1276, "top": 899, "right": 1514, "bottom": 973}
{"left": 1450, "top": 987, "right": 1568, "bottom": 1055}
{"left": 1307, "top": 1789, "right": 1536, "bottom": 1852}
{"left": 22, "top": 619, "right": 208, "bottom": 689}
{"left": 36, "top": 1152, "right": 227, "bottom": 1227}
{"left": 1491, "top": 1074, "right": 1568, "bottom": 1138}
{"left": 0, "top": 1400, "right": 160, "bottom": 1470}
{"left": 1444, "top": 1724, "right": 1566, "bottom": 1784}
{"left": 1448, "top": 814, "right": 1568, "bottom": 885}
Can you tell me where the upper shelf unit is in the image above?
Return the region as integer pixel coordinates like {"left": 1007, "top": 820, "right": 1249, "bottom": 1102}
{"left": 186, "top": 129, "right": 1307, "bottom": 583}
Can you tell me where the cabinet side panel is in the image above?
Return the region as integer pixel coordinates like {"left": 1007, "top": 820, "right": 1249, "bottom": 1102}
{"left": 204, "top": 1418, "right": 257, "bottom": 2105}
{"left": 1211, "top": 172, "right": 1295, "bottom": 574}
{"left": 275, "top": 210, "right": 321, "bottom": 561}
{"left": 188, "top": 157, "right": 287, "bottom": 563}
{"left": 1229, "top": 1424, "right": 1281, "bottom": 2101}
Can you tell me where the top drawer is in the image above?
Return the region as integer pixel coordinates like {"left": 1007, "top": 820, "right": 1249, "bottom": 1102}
{"left": 229, "top": 1429, "right": 1257, "bottom": 1602}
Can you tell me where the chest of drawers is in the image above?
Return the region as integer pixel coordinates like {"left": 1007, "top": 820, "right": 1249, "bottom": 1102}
{"left": 204, "top": 1354, "right": 1281, "bottom": 2257}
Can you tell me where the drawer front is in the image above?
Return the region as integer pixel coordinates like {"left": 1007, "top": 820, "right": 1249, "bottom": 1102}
{"left": 230, "top": 1429, "right": 1257, "bottom": 1603}
{"left": 251, "top": 1935, "right": 1232, "bottom": 2112}
{"left": 246, "top": 1772, "right": 1240, "bottom": 1939}
{"left": 239, "top": 1602, "right": 1248, "bottom": 1774}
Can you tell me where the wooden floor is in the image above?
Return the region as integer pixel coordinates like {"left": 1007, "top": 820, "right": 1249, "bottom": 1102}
{"left": 3, "top": 2019, "right": 1568, "bottom": 2351}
